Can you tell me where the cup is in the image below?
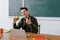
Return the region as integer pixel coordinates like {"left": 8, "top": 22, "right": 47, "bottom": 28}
{"left": 0, "top": 28, "right": 3, "bottom": 38}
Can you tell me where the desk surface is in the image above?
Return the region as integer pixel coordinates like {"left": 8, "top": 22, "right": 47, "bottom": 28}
{"left": 0, "top": 32, "right": 60, "bottom": 40}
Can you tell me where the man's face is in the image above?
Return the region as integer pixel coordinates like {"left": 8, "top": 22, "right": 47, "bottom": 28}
{"left": 20, "top": 9, "right": 29, "bottom": 18}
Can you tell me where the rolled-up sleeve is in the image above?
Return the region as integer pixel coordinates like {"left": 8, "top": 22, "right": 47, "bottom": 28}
{"left": 13, "top": 18, "right": 23, "bottom": 29}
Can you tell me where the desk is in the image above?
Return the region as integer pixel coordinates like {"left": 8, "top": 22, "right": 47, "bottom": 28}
{"left": 0, "top": 32, "right": 60, "bottom": 40}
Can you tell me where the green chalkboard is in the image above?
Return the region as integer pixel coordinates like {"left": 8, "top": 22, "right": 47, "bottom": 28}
{"left": 9, "top": 0, "right": 22, "bottom": 16}
{"left": 24, "top": 0, "right": 60, "bottom": 17}
{"left": 9, "top": 0, "right": 60, "bottom": 17}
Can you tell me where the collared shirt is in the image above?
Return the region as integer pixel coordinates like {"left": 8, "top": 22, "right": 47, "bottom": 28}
{"left": 13, "top": 15, "right": 38, "bottom": 33}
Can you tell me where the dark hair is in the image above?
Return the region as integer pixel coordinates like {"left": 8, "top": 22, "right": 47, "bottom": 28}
{"left": 20, "top": 7, "right": 28, "bottom": 11}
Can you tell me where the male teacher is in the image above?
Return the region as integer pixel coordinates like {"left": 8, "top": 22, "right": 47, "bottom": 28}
{"left": 13, "top": 7, "right": 38, "bottom": 33}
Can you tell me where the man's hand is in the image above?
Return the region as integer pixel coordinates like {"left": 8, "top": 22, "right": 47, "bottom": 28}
{"left": 13, "top": 18, "right": 18, "bottom": 23}
{"left": 26, "top": 18, "right": 32, "bottom": 25}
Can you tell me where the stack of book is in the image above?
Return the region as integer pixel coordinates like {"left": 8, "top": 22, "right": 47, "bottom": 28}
{"left": 33, "top": 35, "right": 47, "bottom": 40}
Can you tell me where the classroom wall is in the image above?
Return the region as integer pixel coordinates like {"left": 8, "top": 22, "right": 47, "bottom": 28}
{"left": 0, "top": 0, "right": 60, "bottom": 35}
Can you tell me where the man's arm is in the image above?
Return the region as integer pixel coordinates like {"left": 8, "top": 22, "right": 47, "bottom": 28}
{"left": 13, "top": 18, "right": 23, "bottom": 29}
{"left": 30, "top": 18, "right": 38, "bottom": 33}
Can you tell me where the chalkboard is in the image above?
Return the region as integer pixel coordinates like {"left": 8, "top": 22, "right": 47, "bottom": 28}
{"left": 9, "top": 0, "right": 22, "bottom": 16}
{"left": 9, "top": 0, "right": 60, "bottom": 17}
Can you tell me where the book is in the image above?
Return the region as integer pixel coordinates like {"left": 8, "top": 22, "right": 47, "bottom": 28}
{"left": 33, "top": 35, "right": 47, "bottom": 40}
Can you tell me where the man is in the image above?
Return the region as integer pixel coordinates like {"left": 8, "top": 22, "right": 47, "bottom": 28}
{"left": 13, "top": 7, "right": 38, "bottom": 33}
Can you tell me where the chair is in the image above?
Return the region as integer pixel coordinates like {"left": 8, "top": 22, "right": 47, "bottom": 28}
{"left": 38, "top": 25, "right": 40, "bottom": 34}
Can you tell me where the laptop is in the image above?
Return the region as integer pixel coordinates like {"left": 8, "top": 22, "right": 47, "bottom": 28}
{"left": 11, "top": 29, "right": 26, "bottom": 38}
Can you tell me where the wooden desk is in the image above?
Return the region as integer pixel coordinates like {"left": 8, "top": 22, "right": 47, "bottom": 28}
{"left": 0, "top": 32, "right": 60, "bottom": 40}
{"left": 26, "top": 32, "right": 60, "bottom": 40}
